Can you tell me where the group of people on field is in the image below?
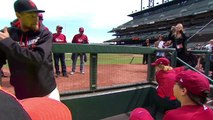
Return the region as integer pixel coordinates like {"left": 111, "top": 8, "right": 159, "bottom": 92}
{"left": 52, "top": 25, "right": 89, "bottom": 78}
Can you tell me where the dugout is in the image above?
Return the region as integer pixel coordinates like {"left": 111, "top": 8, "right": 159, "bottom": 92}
{"left": 52, "top": 44, "right": 213, "bottom": 120}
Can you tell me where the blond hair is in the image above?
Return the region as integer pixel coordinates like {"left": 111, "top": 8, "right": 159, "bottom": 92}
{"left": 158, "top": 64, "right": 173, "bottom": 71}
{"left": 176, "top": 23, "right": 183, "bottom": 30}
{"left": 174, "top": 23, "right": 184, "bottom": 38}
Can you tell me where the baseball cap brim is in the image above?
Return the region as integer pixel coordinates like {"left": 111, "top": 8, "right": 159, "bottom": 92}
{"left": 23, "top": 10, "right": 45, "bottom": 13}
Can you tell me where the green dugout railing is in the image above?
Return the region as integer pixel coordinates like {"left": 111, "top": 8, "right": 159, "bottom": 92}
{"left": 52, "top": 43, "right": 212, "bottom": 87}
{"left": 52, "top": 43, "right": 178, "bottom": 90}
{"left": 53, "top": 43, "right": 156, "bottom": 90}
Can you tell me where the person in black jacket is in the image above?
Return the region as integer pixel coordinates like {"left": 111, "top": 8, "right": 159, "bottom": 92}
{"left": 168, "top": 23, "right": 197, "bottom": 67}
{"left": 169, "top": 24, "right": 187, "bottom": 53}
{"left": 0, "top": 0, "right": 59, "bottom": 101}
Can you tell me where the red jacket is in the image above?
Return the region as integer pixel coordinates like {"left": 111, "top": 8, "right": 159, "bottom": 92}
{"left": 52, "top": 33, "right": 67, "bottom": 43}
{"left": 72, "top": 34, "right": 88, "bottom": 44}
{"left": 163, "top": 105, "right": 213, "bottom": 120}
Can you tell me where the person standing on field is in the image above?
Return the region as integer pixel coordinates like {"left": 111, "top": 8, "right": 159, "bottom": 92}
{"left": 52, "top": 25, "right": 68, "bottom": 77}
{"left": 70, "top": 27, "right": 89, "bottom": 75}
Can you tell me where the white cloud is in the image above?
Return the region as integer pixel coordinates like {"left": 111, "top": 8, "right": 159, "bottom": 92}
{"left": 1, "top": 0, "right": 142, "bottom": 43}
{"left": 37, "top": 0, "right": 140, "bottom": 28}
{"left": 1, "top": 0, "right": 16, "bottom": 19}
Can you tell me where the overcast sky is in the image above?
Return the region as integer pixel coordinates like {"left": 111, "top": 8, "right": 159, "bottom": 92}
{"left": 0, "top": 0, "right": 162, "bottom": 43}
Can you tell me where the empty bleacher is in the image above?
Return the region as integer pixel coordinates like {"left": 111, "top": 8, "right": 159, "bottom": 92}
{"left": 107, "top": 0, "right": 213, "bottom": 45}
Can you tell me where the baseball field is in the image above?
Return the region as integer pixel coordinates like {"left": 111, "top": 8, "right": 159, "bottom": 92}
{"left": 1, "top": 54, "right": 148, "bottom": 94}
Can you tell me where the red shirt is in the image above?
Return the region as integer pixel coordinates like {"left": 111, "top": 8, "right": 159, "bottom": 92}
{"left": 72, "top": 34, "right": 88, "bottom": 44}
{"left": 163, "top": 105, "right": 213, "bottom": 120}
{"left": 156, "top": 66, "right": 185, "bottom": 100}
{"left": 52, "top": 33, "right": 67, "bottom": 43}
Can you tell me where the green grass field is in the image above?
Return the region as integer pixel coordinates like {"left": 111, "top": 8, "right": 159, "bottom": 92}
{"left": 65, "top": 53, "right": 143, "bottom": 65}
{"left": 2, "top": 53, "right": 144, "bottom": 68}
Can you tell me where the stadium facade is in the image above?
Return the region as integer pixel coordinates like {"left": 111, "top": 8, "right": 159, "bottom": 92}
{"left": 106, "top": 0, "right": 213, "bottom": 47}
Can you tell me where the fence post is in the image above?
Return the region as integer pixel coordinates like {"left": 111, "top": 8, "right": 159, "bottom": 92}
{"left": 90, "top": 53, "right": 98, "bottom": 90}
{"left": 147, "top": 54, "right": 156, "bottom": 82}
{"left": 170, "top": 50, "right": 177, "bottom": 67}
{"left": 204, "top": 52, "right": 211, "bottom": 76}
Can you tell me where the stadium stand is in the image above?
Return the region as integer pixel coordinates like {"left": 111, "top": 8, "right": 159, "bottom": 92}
{"left": 106, "top": 0, "right": 213, "bottom": 46}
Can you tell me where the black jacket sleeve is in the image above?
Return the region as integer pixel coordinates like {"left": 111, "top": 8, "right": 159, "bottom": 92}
{"left": 0, "top": 49, "right": 7, "bottom": 68}
{"left": 0, "top": 30, "right": 53, "bottom": 65}
{"left": 180, "top": 31, "right": 187, "bottom": 51}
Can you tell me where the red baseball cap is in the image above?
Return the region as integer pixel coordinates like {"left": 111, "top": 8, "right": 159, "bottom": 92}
{"left": 151, "top": 57, "right": 170, "bottom": 66}
{"left": 21, "top": 97, "right": 72, "bottom": 120}
{"left": 57, "top": 25, "right": 63, "bottom": 29}
{"left": 130, "top": 108, "right": 154, "bottom": 120}
{"left": 79, "top": 27, "right": 84, "bottom": 32}
{"left": 176, "top": 70, "right": 210, "bottom": 97}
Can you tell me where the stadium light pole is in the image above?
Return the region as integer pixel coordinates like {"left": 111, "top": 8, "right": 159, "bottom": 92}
{"left": 149, "top": 0, "right": 154, "bottom": 8}
{"left": 141, "top": 0, "right": 143, "bottom": 10}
